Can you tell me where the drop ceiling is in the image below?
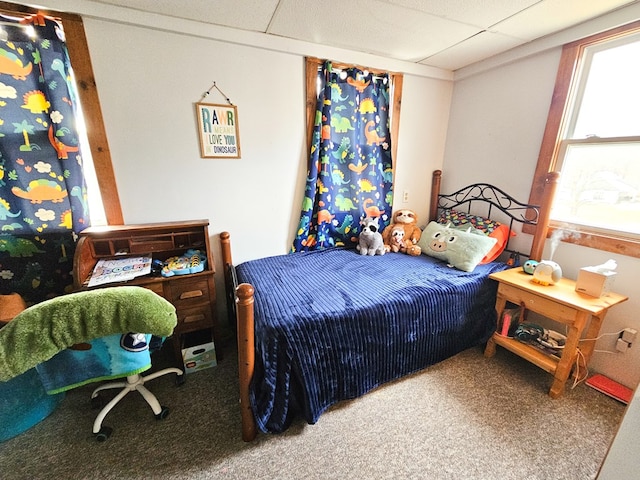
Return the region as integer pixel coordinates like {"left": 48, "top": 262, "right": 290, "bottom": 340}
{"left": 91, "top": 0, "right": 639, "bottom": 70}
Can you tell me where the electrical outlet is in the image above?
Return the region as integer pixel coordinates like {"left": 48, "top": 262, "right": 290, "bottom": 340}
{"left": 616, "top": 338, "right": 629, "bottom": 353}
{"left": 402, "top": 190, "right": 409, "bottom": 203}
{"left": 622, "top": 328, "right": 637, "bottom": 344}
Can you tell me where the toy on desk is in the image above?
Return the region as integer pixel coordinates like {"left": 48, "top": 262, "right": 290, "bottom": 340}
{"left": 522, "top": 259, "right": 538, "bottom": 275}
{"left": 151, "top": 259, "right": 165, "bottom": 276}
{"left": 161, "top": 249, "right": 206, "bottom": 277}
{"left": 531, "top": 260, "right": 562, "bottom": 286}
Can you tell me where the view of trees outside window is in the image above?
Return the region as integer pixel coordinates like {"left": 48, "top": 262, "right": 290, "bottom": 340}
{"left": 552, "top": 35, "right": 640, "bottom": 239}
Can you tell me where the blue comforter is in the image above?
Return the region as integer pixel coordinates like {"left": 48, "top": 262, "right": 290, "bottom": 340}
{"left": 236, "top": 248, "right": 508, "bottom": 433}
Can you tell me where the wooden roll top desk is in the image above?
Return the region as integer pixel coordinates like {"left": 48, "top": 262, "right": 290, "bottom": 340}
{"left": 72, "top": 220, "right": 220, "bottom": 368}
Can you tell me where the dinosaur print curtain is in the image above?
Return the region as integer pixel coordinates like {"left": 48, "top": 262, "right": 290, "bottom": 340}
{"left": 292, "top": 61, "right": 393, "bottom": 251}
{"left": 0, "top": 14, "right": 89, "bottom": 302}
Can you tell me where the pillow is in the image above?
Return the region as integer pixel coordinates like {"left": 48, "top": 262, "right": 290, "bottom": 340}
{"left": 481, "top": 224, "right": 513, "bottom": 264}
{"left": 438, "top": 208, "right": 502, "bottom": 234}
{"left": 417, "top": 222, "right": 497, "bottom": 272}
{"left": 439, "top": 209, "right": 515, "bottom": 264}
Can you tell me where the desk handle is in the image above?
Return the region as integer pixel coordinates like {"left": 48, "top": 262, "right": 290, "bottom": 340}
{"left": 183, "top": 313, "right": 205, "bottom": 323}
{"left": 180, "top": 290, "right": 203, "bottom": 300}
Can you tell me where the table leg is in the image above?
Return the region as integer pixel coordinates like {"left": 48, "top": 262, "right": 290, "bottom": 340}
{"left": 484, "top": 294, "right": 507, "bottom": 358}
{"left": 578, "top": 313, "right": 606, "bottom": 368}
{"left": 549, "top": 311, "right": 589, "bottom": 398}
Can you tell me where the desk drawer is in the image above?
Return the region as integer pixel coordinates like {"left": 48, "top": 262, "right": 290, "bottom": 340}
{"left": 167, "top": 276, "right": 211, "bottom": 308}
{"left": 498, "top": 283, "right": 577, "bottom": 324}
{"left": 176, "top": 304, "right": 213, "bottom": 327}
{"left": 142, "top": 282, "right": 164, "bottom": 296}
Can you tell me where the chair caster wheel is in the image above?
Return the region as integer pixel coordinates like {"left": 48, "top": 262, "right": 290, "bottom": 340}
{"left": 175, "top": 374, "right": 186, "bottom": 386}
{"left": 155, "top": 406, "right": 170, "bottom": 420}
{"left": 95, "top": 426, "right": 112, "bottom": 442}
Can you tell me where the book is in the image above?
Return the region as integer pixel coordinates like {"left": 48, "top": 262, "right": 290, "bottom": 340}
{"left": 87, "top": 255, "right": 152, "bottom": 287}
{"left": 586, "top": 374, "right": 633, "bottom": 404}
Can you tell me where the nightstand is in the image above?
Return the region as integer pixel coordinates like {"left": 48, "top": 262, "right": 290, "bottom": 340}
{"left": 484, "top": 267, "right": 628, "bottom": 398}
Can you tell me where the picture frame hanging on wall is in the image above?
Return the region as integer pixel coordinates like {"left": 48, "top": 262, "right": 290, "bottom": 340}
{"left": 195, "top": 102, "right": 241, "bottom": 158}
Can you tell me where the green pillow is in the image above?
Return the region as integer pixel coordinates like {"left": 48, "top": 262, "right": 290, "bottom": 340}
{"left": 417, "top": 222, "right": 497, "bottom": 272}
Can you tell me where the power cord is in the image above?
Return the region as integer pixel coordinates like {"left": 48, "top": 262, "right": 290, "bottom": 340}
{"left": 579, "top": 328, "right": 627, "bottom": 354}
{"left": 571, "top": 348, "right": 589, "bottom": 389}
{"left": 579, "top": 328, "right": 625, "bottom": 344}
{"left": 571, "top": 330, "right": 628, "bottom": 389}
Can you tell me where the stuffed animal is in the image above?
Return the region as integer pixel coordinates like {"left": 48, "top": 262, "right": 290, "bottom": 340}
{"left": 523, "top": 259, "right": 539, "bottom": 275}
{"left": 357, "top": 217, "right": 385, "bottom": 256}
{"left": 382, "top": 209, "right": 421, "bottom": 256}
{"left": 387, "top": 225, "right": 407, "bottom": 253}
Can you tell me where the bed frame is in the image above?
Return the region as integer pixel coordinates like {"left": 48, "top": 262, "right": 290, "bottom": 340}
{"left": 220, "top": 169, "right": 559, "bottom": 441}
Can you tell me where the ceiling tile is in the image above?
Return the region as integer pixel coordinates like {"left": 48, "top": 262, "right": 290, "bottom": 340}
{"left": 420, "top": 31, "right": 524, "bottom": 70}
{"left": 270, "top": 0, "right": 480, "bottom": 61}
{"left": 93, "top": 0, "right": 280, "bottom": 31}
{"left": 494, "top": 0, "right": 638, "bottom": 40}
{"left": 385, "top": 0, "right": 542, "bottom": 28}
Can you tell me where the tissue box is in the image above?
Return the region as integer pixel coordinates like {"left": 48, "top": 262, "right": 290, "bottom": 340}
{"left": 575, "top": 268, "right": 617, "bottom": 297}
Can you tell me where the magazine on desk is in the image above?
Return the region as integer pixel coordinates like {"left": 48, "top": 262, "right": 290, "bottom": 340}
{"left": 87, "top": 255, "right": 152, "bottom": 287}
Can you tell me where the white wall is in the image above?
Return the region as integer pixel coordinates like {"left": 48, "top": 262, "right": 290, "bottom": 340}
{"left": 597, "top": 385, "right": 640, "bottom": 479}
{"left": 444, "top": 39, "right": 640, "bottom": 389}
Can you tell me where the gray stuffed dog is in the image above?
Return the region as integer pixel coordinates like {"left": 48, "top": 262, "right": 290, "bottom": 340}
{"left": 357, "top": 216, "right": 386, "bottom": 256}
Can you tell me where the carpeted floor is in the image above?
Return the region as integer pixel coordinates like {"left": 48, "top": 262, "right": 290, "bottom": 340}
{"left": 0, "top": 342, "right": 625, "bottom": 480}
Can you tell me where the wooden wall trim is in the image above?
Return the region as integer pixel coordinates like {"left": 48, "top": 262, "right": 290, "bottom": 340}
{"left": 60, "top": 15, "right": 123, "bottom": 225}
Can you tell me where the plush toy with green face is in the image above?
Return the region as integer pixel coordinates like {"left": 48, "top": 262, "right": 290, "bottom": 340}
{"left": 417, "top": 222, "right": 497, "bottom": 272}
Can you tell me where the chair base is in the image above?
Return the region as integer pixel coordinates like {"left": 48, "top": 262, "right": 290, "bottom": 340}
{"left": 90, "top": 367, "right": 183, "bottom": 441}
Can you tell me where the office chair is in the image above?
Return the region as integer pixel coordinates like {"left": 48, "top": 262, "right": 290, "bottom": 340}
{"left": 0, "top": 286, "right": 184, "bottom": 441}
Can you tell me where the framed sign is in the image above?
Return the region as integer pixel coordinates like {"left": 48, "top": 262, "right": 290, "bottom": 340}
{"left": 195, "top": 102, "right": 241, "bottom": 158}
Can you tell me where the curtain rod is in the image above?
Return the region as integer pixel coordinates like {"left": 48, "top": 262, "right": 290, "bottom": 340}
{"left": 0, "top": 20, "right": 29, "bottom": 27}
{"left": 322, "top": 67, "right": 389, "bottom": 83}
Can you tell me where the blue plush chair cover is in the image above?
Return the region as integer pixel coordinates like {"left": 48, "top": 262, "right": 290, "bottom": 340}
{"left": 0, "top": 368, "right": 64, "bottom": 442}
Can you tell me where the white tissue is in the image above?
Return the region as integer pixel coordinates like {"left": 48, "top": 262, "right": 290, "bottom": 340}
{"left": 587, "top": 259, "right": 617, "bottom": 274}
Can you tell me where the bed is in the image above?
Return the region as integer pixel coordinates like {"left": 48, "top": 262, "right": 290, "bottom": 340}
{"left": 220, "top": 170, "right": 559, "bottom": 441}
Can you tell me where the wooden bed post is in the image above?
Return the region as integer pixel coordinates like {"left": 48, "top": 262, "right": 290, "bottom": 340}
{"left": 236, "top": 283, "right": 257, "bottom": 442}
{"left": 220, "top": 231, "right": 232, "bottom": 269}
{"left": 529, "top": 171, "right": 560, "bottom": 261}
{"left": 219, "top": 231, "right": 258, "bottom": 441}
{"left": 429, "top": 170, "right": 442, "bottom": 222}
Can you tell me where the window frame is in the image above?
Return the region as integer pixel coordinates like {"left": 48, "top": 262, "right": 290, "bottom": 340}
{"left": 0, "top": 2, "right": 123, "bottom": 225}
{"left": 527, "top": 19, "right": 640, "bottom": 258}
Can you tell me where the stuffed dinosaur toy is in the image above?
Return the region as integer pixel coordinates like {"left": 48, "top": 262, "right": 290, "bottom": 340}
{"left": 356, "top": 216, "right": 386, "bottom": 256}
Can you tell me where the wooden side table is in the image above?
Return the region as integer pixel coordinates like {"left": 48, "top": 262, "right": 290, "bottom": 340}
{"left": 484, "top": 268, "right": 628, "bottom": 398}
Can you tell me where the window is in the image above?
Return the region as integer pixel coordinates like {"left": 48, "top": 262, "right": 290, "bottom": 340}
{"left": 0, "top": 3, "right": 123, "bottom": 226}
{"left": 529, "top": 20, "right": 640, "bottom": 258}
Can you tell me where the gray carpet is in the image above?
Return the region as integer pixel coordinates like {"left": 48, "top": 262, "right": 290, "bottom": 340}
{"left": 0, "top": 342, "right": 624, "bottom": 480}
